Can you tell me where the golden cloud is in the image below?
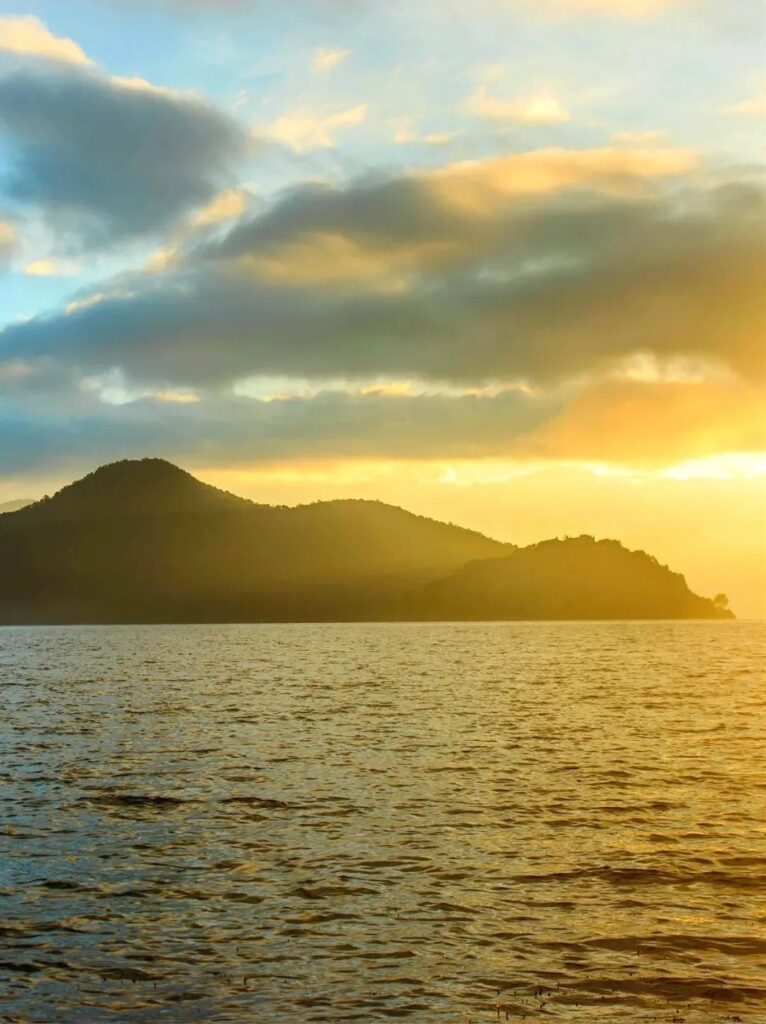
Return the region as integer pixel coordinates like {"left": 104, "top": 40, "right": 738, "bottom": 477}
{"left": 152, "top": 390, "right": 201, "bottom": 404}
{"left": 109, "top": 75, "right": 186, "bottom": 99}
{"left": 0, "top": 14, "right": 93, "bottom": 66}
{"left": 725, "top": 93, "right": 766, "bottom": 118}
{"left": 525, "top": 380, "right": 766, "bottom": 462}
{"left": 521, "top": 0, "right": 679, "bottom": 16}
{"left": 219, "top": 145, "right": 700, "bottom": 288}
{"left": 312, "top": 48, "right": 350, "bottom": 73}
{"left": 25, "top": 258, "right": 81, "bottom": 277}
{"left": 0, "top": 220, "right": 16, "bottom": 262}
{"left": 191, "top": 188, "right": 249, "bottom": 228}
{"left": 267, "top": 103, "right": 368, "bottom": 152}
{"left": 465, "top": 86, "right": 570, "bottom": 124}
{"left": 426, "top": 145, "right": 698, "bottom": 214}
{"left": 232, "top": 231, "right": 459, "bottom": 288}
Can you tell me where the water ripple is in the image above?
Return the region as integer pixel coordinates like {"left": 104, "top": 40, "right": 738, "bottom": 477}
{"left": 0, "top": 620, "right": 763, "bottom": 1022}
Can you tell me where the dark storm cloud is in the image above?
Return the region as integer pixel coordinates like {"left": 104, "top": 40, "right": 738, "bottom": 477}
{"left": 0, "top": 173, "right": 762, "bottom": 391}
{"left": 0, "top": 65, "right": 246, "bottom": 251}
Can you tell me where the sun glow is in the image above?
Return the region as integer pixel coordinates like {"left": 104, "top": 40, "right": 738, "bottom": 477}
{"left": 194, "top": 452, "right": 766, "bottom": 618}
{"left": 198, "top": 451, "right": 766, "bottom": 492}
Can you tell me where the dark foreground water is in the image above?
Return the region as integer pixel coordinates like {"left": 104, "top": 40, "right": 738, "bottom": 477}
{"left": 0, "top": 622, "right": 764, "bottom": 1023}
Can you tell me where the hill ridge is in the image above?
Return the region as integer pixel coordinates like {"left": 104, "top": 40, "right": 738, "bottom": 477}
{"left": 423, "top": 534, "right": 733, "bottom": 621}
{"left": 19, "top": 457, "right": 255, "bottom": 519}
{"left": 0, "top": 459, "right": 731, "bottom": 624}
{"left": 19, "top": 459, "right": 504, "bottom": 550}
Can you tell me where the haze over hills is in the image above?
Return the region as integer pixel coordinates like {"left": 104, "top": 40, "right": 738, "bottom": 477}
{"left": 0, "top": 499, "right": 33, "bottom": 514}
{"left": 0, "top": 459, "right": 732, "bottom": 624}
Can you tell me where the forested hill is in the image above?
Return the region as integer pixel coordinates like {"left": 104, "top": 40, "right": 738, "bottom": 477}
{"left": 421, "top": 536, "right": 733, "bottom": 621}
{"left": 0, "top": 459, "right": 732, "bottom": 623}
{"left": 0, "top": 459, "right": 510, "bottom": 623}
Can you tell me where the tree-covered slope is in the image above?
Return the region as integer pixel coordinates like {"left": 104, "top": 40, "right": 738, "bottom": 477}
{"left": 0, "top": 459, "right": 511, "bottom": 623}
{"left": 420, "top": 535, "right": 733, "bottom": 620}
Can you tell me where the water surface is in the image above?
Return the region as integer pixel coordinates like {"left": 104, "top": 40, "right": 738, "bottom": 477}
{"left": 0, "top": 622, "right": 764, "bottom": 1022}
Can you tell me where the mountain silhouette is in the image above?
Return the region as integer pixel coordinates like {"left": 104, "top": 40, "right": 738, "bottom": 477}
{"left": 0, "top": 459, "right": 511, "bottom": 623}
{"left": 0, "top": 459, "right": 732, "bottom": 623}
{"left": 421, "top": 535, "right": 733, "bottom": 621}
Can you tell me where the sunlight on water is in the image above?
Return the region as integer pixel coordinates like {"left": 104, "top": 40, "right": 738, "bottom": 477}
{"left": 0, "top": 622, "right": 764, "bottom": 1022}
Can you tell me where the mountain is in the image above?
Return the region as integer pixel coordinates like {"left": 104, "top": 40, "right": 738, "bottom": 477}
{"left": 0, "top": 498, "right": 33, "bottom": 514}
{"left": 421, "top": 535, "right": 733, "bottom": 620}
{"left": 0, "top": 459, "right": 511, "bottom": 624}
{"left": 0, "top": 459, "right": 731, "bottom": 624}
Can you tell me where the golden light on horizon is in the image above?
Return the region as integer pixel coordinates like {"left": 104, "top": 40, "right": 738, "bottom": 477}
{"left": 192, "top": 451, "right": 766, "bottom": 619}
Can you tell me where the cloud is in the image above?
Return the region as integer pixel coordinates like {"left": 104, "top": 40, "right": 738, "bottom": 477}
{"left": 611, "top": 130, "right": 667, "bottom": 145}
{"left": 392, "top": 118, "right": 417, "bottom": 145}
{"left": 143, "top": 188, "right": 253, "bottom": 274}
{"left": 424, "top": 145, "right": 696, "bottom": 213}
{"left": 267, "top": 102, "right": 368, "bottom": 151}
{"left": 1, "top": 145, "right": 761, "bottom": 478}
{"left": 424, "top": 131, "right": 462, "bottom": 146}
{"left": 525, "top": 379, "right": 766, "bottom": 462}
{"left": 0, "top": 385, "right": 557, "bottom": 476}
{"left": 0, "top": 14, "right": 93, "bottom": 66}
{"left": 0, "top": 64, "right": 247, "bottom": 251}
{"left": 0, "top": 151, "right": 761, "bottom": 408}
{"left": 153, "top": 389, "right": 201, "bottom": 403}
{"left": 312, "top": 47, "right": 351, "bottom": 73}
{"left": 223, "top": 231, "right": 457, "bottom": 288}
{"left": 516, "top": 0, "right": 678, "bottom": 16}
{"left": 190, "top": 188, "right": 250, "bottom": 229}
{"left": 0, "top": 220, "right": 17, "bottom": 264}
{"left": 110, "top": 0, "right": 670, "bottom": 15}
{"left": 0, "top": 125, "right": 761, "bottom": 500}
{"left": 466, "top": 86, "right": 570, "bottom": 124}
{"left": 197, "top": 145, "right": 698, "bottom": 290}
{"left": 25, "top": 258, "right": 81, "bottom": 277}
{"left": 725, "top": 93, "right": 766, "bottom": 117}
{"left": 1, "top": 373, "right": 762, "bottom": 479}
{"left": 390, "top": 121, "right": 461, "bottom": 147}
{"left": 107, "top": 0, "right": 356, "bottom": 10}
{"left": 108, "top": 75, "right": 185, "bottom": 98}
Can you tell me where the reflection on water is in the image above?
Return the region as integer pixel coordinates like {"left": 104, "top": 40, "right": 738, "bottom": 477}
{"left": 0, "top": 621, "right": 764, "bottom": 1022}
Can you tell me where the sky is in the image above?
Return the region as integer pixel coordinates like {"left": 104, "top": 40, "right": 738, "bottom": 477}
{"left": 0, "top": 0, "right": 764, "bottom": 614}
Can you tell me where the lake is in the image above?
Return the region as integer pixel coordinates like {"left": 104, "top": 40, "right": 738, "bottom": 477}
{"left": 0, "top": 622, "right": 764, "bottom": 1022}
